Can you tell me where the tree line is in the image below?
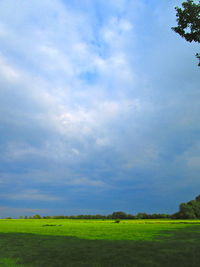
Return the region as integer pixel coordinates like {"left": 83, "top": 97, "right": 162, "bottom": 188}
{"left": 3, "top": 195, "right": 200, "bottom": 220}
{"left": 17, "top": 212, "right": 170, "bottom": 220}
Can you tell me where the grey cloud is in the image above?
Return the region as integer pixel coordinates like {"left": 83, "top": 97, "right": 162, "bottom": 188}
{"left": 0, "top": 0, "right": 199, "bottom": 215}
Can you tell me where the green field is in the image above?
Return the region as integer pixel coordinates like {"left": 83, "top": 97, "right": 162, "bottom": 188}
{"left": 0, "top": 219, "right": 200, "bottom": 266}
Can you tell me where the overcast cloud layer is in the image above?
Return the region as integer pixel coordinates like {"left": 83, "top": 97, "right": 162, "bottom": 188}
{"left": 0, "top": 0, "right": 199, "bottom": 217}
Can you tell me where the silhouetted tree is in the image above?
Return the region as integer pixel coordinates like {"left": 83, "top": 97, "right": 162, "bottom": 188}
{"left": 172, "top": 0, "right": 200, "bottom": 65}
{"left": 173, "top": 195, "right": 200, "bottom": 219}
{"left": 172, "top": 0, "right": 200, "bottom": 42}
{"left": 32, "top": 214, "right": 41, "bottom": 219}
{"left": 111, "top": 211, "right": 127, "bottom": 219}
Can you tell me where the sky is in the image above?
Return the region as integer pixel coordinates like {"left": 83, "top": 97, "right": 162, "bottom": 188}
{"left": 0, "top": 0, "right": 199, "bottom": 218}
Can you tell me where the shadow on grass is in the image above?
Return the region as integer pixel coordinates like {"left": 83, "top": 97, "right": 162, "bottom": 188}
{"left": 1, "top": 225, "right": 200, "bottom": 267}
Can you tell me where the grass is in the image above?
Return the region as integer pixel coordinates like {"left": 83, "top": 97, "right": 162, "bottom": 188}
{"left": 0, "top": 219, "right": 200, "bottom": 266}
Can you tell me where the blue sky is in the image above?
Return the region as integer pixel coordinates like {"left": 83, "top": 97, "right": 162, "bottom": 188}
{"left": 0, "top": 0, "right": 199, "bottom": 218}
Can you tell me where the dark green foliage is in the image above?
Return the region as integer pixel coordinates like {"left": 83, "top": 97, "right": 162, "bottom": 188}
{"left": 111, "top": 211, "right": 128, "bottom": 219}
{"left": 173, "top": 195, "right": 200, "bottom": 219}
{"left": 196, "top": 53, "right": 200, "bottom": 65}
{"left": 136, "top": 213, "right": 170, "bottom": 219}
{"left": 32, "top": 214, "right": 41, "bottom": 219}
{"left": 136, "top": 213, "right": 149, "bottom": 219}
{"left": 172, "top": 0, "right": 200, "bottom": 43}
{"left": 18, "top": 212, "right": 170, "bottom": 220}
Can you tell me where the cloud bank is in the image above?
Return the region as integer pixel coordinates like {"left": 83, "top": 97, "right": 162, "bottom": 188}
{"left": 0, "top": 0, "right": 199, "bottom": 217}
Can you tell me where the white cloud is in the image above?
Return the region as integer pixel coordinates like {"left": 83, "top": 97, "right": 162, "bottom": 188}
{"left": 71, "top": 148, "right": 80, "bottom": 156}
{"left": 119, "top": 19, "right": 133, "bottom": 32}
{"left": 67, "top": 177, "right": 106, "bottom": 187}
{"left": 0, "top": 0, "right": 199, "bottom": 214}
{"left": 1, "top": 190, "right": 61, "bottom": 202}
{"left": 0, "top": 56, "right": 20, "bottom": 82}
{"left": 96, "top": 137, "right": 110, "bottom": 147}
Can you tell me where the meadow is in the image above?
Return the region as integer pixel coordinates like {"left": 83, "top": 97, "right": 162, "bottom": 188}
{"left": 0, "top": 219, "right": 200, "bottom": 266}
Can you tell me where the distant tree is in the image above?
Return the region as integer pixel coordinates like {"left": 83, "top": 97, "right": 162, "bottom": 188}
{"left": 136, "top": 213, "right": 149, "bottom": 219}
{"left": 111, "top": 211, "right": 127, "bottom": 219}
{"left": 195, "top": 195, "right": 200, "bottom": 201}
{"left": 126, "top": 213, "right": 136, "bottom": 219}
{"left": 171, "top": 0, "right": 200, "bottom": 65}
{"left": 32, "top": 214, "right": 41, "bottom": 219}
{"left": 43, "top": 216, "right": 51, "bottom": 219}
{"left": 106, "top": 214, "right": 112, "bottom": 219}
{"left": 173, "top": 195, "right": 200, "bottom": 219}
{"left": 179, "top": 203, "right": 196, "bottom": 218}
